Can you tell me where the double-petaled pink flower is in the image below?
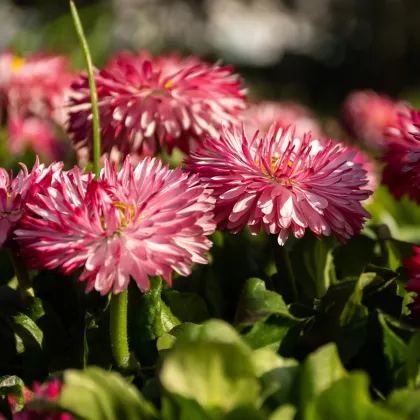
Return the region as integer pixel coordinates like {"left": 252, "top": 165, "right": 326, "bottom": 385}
{"left": 66, "top": 50, "right": 246, "bottom": 162}
{"left": 342, "top": 90, "right": 404, "bottom": 150}
{"left": 186, "top": 124, "right": 371, "bottom": 245}
{"left": 0, "top": 158, "right": 63, "bottom": 248}
{"left": 381, "top": 107, "right": 420, "bottom": 202}
{"left": 15, "top": 157, "right": 216, "bottom": 295}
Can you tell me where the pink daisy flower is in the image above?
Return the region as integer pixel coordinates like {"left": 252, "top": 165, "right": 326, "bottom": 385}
{"left": 342, "top": 90, "right": 405, "bottom": 149}
{"left": 185, "top": 124, "right": 371, "bottom": 245}
{"left": 242, "top": 100, "right": 323, "bottom": 139}
{"left": 66, "top": 50, "right": 246, "bottom": 161}
{"left": 8, "top": 117, "right": 64, "bottom": 161}
{"left": 4, "top": 379, "right": 74, "bottom": 420}
{"left": 4, "top": 52, "right": 72, "bottom": 125}
{"left": 0, "top": 158, "right": 63, "bottom": 248}
{"left": 381, "top": 107, "right": 420, "bottom": 202}
{"left": 15, "top": 157, "right": 216, "bottom": 295}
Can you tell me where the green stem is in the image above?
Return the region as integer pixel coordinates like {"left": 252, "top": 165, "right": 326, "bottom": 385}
{"left": 110, "top": 290, "right": 130, "bottom": 371}
{"left": 10, "top": 252, "right": 34, "bottom": 299}
{"left": 69, "top": 0, "right": 101, "bottom": 178}
{"left": 270, "top": 235, "right": 298, "bottom": 303}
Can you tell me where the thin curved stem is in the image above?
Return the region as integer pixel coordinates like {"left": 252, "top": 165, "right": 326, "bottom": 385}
{"left": 69, "top": 0, "right": 101, "bottom": 178}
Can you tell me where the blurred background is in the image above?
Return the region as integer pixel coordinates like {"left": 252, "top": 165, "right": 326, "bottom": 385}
{"left": 3, "top": 0, "right": 420, "bottom": 116}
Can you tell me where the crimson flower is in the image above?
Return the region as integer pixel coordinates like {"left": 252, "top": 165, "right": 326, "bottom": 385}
{"left": 186, "top": 124, "right": 371, "bottom": 245}
{"left": 15, "top": 157, "right": 216, "bottom": 295}
{"left": 404, "top": 246, "right": 420, "bottom": 316}
{"left": 66, "top": 50, "right": 246, "bottom": 162}
{"left": 381, "top": 107, "right": 420, "bottom": 202}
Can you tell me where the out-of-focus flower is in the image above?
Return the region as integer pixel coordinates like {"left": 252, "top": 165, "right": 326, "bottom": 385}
{"left": 0, "top": 50, "right": 13, "bottom": 93}
{"left": 350, "top": 148, "right": 378, "bottom": 202}
{"left": 186, "top": 124, "right": 371, "bottom": 245}
{"left": 404, "top": 246, "right": 420, "bottom": 316}
{"left": 2, "top": 52, "right": 72, "bottom": 125}
{"left": 67, "top": 50, "right": 246, "bottom": 162}
{"left": 242, "top": 100, "right": 323, "bottom": 139}
{"left": 0, "top": 158, "right": 63, "bottom": 248}
{"left": 4, "top": 379, "right": 74, "bottom": 420}
{"left": 8, "top": 117, "right": 64, "bottom": 161}
{"left": 16, "top": 157, "right": 216, "bottom": 295}
{"left": 342, "top": 90, "right": 404, "bottom": 150}
{"left": 381, "top": 108, "right": 420, "bottom": 202}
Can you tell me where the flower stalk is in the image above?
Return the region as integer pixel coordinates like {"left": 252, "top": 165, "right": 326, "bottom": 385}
{"left": 109, "top": 290, "right": 130, "bottom": 371}
{"left": 10, "top": 251, "right": 34, "bottom": 299}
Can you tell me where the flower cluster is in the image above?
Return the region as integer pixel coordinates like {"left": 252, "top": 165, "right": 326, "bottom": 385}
{"left": 186, "top": 124, "right": 371, "bottom": 245}
{"left": 0, "top": 51, "right": 72, "bottom": 161}
{"left": 15, "top": 157, "right": 215, "bottom": 294}
{"left": 66, "top": 50, "right": 246, "bottom": 163}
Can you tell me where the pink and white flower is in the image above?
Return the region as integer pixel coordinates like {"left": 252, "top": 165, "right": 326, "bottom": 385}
{"left": 185, "top": 124, "right": 371, "bottom": 245}
{"left": 66, "top": 50, "right": 246, "bottom": 161}
{"left": 15, "top": 157, "right": 216, "bottom": 295}
{"left": 0, "top": 158, "right": 63, "bottom": 248}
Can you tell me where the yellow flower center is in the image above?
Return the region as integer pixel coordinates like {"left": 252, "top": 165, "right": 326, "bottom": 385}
{"left": 164, "top": 79, "right": 174, "bottom": 89}
{"left": 11, "top": 56, "right": 24, "bottom": 72}
{"left": 101, "top": 201, "right": 135, "bottom": 232}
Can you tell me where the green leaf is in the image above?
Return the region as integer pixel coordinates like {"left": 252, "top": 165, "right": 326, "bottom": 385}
{"left": 387, "top": 389, "right": 420, "bottom": 419}
{"left": 292, "top": 343, "right": 347, "bottom": 411}
{"left": 47, "top": 367, "right": 158, "bottom": 420}
{"left": 269, "top": 405, "right": 297, "bottom": 420}
{"left": 251, "top": 348, "right": 299, "bottom": 405}
{"left": 129, "top": 277, "right": 180, "bottom": 364}
{"left": 407, "top": 332, "right": 420, "bottom": 388}
{"left": 378, "top": 313, "right": 408, "bottom": 388}
{"left": 308, "top": 373, "right": 401, "bottom": 420}
{"left": 163, "top": 289, "right": 210, "bottom": 323}
{"left": 160, "top": 320, "right": 259, "bottom": 414}
{"left": 222, "top": 406, "right": 267, "bottom": 420}
{"left": 12, "top": 313, "right": 43, "bottom": 348}
{"left": 0, "top": 376, "right": 28, "bottom": 412}
{"left": 242, "top": 314, "right": 302, "bottom": 352}
{"left": 235, "top": 278, "right": 294, "bottom": 325}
